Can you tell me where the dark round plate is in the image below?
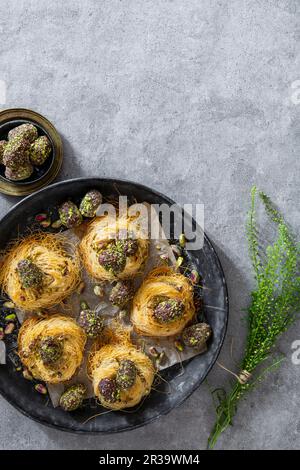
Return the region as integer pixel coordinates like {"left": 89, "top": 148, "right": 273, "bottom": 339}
{"left": 0, "top": 118, "right": 55, "bottom": 185}
{"left": 0, "top": 177, "right": 228, "bottom": 434}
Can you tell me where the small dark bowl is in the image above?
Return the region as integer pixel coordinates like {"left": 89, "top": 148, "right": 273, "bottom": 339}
{"left": 0, "top": 119, "right": 55, "bottom": 185}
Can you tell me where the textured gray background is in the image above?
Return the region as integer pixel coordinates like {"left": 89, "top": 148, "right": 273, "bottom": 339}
{"left": 0, "top": 0, "right": 299, "bottom": 450}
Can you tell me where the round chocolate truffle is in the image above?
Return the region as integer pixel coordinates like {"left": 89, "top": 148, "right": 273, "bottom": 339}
{"left": 153, "top": 297, "right": 184, "bottom": 323}
{"left": 79, "top": 190, "right": 102, "bottom": 218}
{"left": 115, "top": 359, "right": 137, "bottom": 390}
{"left": 59, "top": 384, "right": 86, "bottom": 412}
{"left": 16, "top": 259, "right": 44, "bottom": 288}
{"left": 30, "top": 135, "right": 51, "bottom": 166}
{"left": 59, "top": 201, "right": 83, "bottom": 228}
{"left": 8, "top": 123, "right": 38, "bottom": 143}
{"left": 109, "top": 281, "right": 134, "bottom": 307}
{"left": 78, "top": 309, "right": 104, "bottom": 338}
{"left": 117, "top": 238, "right": 138, "bottom": 256}
{"left": 39, "top": 336, "right": 63, "bottom": 365}
{"left": 3, "top": 137, "right": 31, "bottom": 170}
{"left": 98, "top": 378, "right": 120, "bottom": 403}
{"left": 5, "top": 163, "right": 33, "bottom": 181}
{"left": 98, "top": 244, "right": 126, "bottom": 275}
{"left": 182, "top": 323, "right": 212, "bottom": 348}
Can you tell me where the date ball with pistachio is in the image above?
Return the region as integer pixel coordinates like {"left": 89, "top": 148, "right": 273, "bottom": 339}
{"left": 153, "top": 297, "right": 184, "bottom": 323}
{"left": 59, "top": 384, "right": 86, "bottom": 412}
{"left": 0, "top": 140, "right": 7, "bottom": 164}
{"left": 109, "top": 281, "right": 134, "bottom": 307}
{"left": 182, "top": 322, "right": 212, "bottom": 348}
{"left": 98, "top": 377, "right": 120, "bottom": 403}
{"left": 5, "top": 163, "right": 33, "bottom": 181}
{"left": 79, "top": 190, "right": 102, "bottom": 218}
{"left": 59, "top": 201, "right": 83, "bottom": 228}
{"left": 117, "top": 238, "right": 138, "bottom": 256}
{"left": 16, "top": 258, "right": 44, "bottom": 288}
{"left": 30, "top": 135, "right": 51, "bottom": 166}
{"left": 78, "top": 309, "right": 104, "bottom": 338}
{"left": 115, "top": 359, "right": 137, "bottom": 390}
{"left": 38, "top": 336, "right": 63, "bottom": 365}
{"left": 8, "top": 123, "right": 38, "bottom": 143}
{"left": 98, "top": 243, "right": 126, "bottom": 275}
{"left": 3, "top": 137, "right": 31, "bottom": 170}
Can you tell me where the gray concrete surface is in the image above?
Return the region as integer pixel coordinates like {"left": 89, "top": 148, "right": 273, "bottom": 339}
{"left": 0, "top": 0, "right": 299, "bottom": 450}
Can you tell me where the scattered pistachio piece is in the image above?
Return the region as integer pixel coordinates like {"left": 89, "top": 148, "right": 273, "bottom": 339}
{"left": 3, "top": 301, "right": 15, "bottom": 309}
{"left": 16, "top": 366, "right": 22, "bottom": 372}
{"left": 80, "top": 300, "right": 89, "bottom": 311}
{"left": 23, "top": 368, "right": 33, "bottom": 381}
{"left": 51, "top": 219, "right": 62, "bottom": 229}
{"left": 93, "top": 285, "right": 105, "bottom": 297}
{"left": 156, "top": 244, "right": 161, "bottom": 250}
{"left": 156, "top": 351, "right": 167, "bottom": 368}
{"left": 179, "top": 233, "right": 186, "bottom": 247}
{"left": 4, "top": 323, "right": 15, "bottom": 335}
{"left": 148, "top": 346, "right": 159, "bottom": 358}
{"left": 40, "top": 218, "right": 51, "bottom": 228}
{"left": 176, "top": 256, "right": 184, "bottom": 269}
{"left": 174, "top": 340, "right": 184, "bottom": 352}
{"left": 35, "top": 383, "right": 47, "bottom": 395}
{"left": 0, "top": 328, "right": 4, "bottom": 341}
{"left": 35, "top": 213, "right": 48, "bottom": 222}
{"left": 190, "top": 269, "right": 200, "bottom": 285}
{"left": 5, "top": 313, "right": 16, "bottom": 321}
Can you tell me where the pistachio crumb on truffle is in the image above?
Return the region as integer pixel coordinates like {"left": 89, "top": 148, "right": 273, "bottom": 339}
{"left": 79, "top": 190, "right": 102, "bottom": 217}
{"left": 38, "top": 336, "right": 63, "bottom": 365}
{"left": 59, "top": 384, "right": 86, "bottom": 411}
{"left": 30, "top": 135, "right": 51, "bottom": 166}
{"left": 109, "top": 281, "right": 134, "bottom": 307}
{"left": 16, "top": 258, "right": 44, "bottom": 288}
{"left": 115, "top": 359, "right": 137, "bottom": 390}
{"left": 59, "top": 201, "right": 83, "bottom": 228}
{"left": 78, "top": 309, "right": 104, "bottom": 338}
{"left": 116, "top": 238, "right": 138, "bottom": 256}
{"left": 5, "top": 163, "right": 33, "bottom": 181}
{"left": 8, "top": 123, "right": 38, "bottom": 143}
{"left": 3, "top": 137, "right": 31, "bottom": 170}
{"left": 98, "top": 243, "right": 126, "bottom": 275}
{"left": 182, "top": 323, "right": 212, "bottom": 348}
{"left": 98, "top": 377, "right": 120, "bottom": 403}
{"left": 152, "top": 297, "right": 184, "bottom": 323}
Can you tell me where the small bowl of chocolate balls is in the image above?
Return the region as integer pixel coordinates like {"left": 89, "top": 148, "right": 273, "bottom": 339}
{"left": 0, "top": 119, "right": 55, "bottom": 186}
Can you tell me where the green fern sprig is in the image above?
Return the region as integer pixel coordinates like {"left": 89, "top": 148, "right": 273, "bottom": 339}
{"left": 208, "top": 187, "right": 300, "bottom": 449}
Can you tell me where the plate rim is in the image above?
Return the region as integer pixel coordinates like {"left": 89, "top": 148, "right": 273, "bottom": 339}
{"left": 0, "top": 177, "right": 229, "bottom": 434}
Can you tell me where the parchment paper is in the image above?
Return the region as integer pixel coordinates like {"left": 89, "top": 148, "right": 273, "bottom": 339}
{"left": 15, "top": 205, "right": 206, "bottom": 407}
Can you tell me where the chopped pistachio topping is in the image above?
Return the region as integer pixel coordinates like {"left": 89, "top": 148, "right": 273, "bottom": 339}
{"left": 16, "top": 258, "right": 44, "bottom": 288}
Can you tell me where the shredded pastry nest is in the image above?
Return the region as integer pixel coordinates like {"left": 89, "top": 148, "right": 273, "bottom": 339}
{"left": 131, "top": 266, "right": 195, "bottom": 337}
{"left": 0, "top": 233, "right": 80, "bottom": 311}
{"left": 18, "top": 315, "right": 86, "bottom": 384}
